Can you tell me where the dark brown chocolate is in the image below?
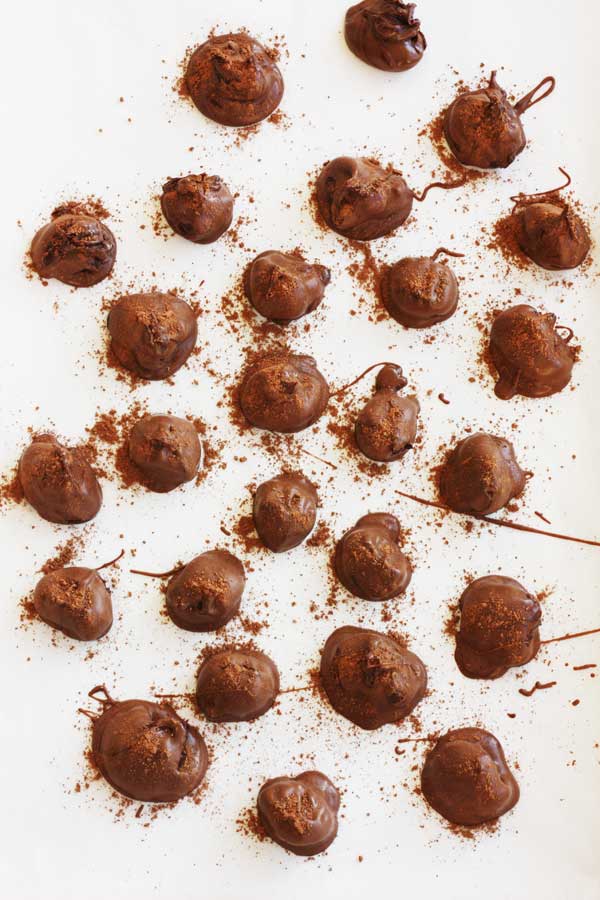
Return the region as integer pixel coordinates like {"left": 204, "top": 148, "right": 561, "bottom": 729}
{"left": 30, "top": 213, "right": 116, "bottom": 287}
{"left": 455, "top": 575, "right": 541, "bottom": 679}
{"left": 128, "top": 414, "right": 201, "bottom": 492}
{"left": 166, "top": 550, "right": 245, "bottom": 632}
{"left": 320, "top": 625, "right": 427, "bottom": 729}
{"left": 355, "top": 364, "right": 419, "bottom": 461}
{"left": 244, "top": 251, "right": 330, "bottom": 323}
{"left": 107, "top": 292, "right": 197, "bottom": 380}
{"left": 196, "top": 648, "right": 279, "bottom": 722}
{"left": 34, "top": 567, "right": 112, "bottom": 641}
{"left": 18, "top": 434, "right": 102, "bottom": 524}
{"left": 381, "top": 251, "right": 459, "bottom": 328}
{"left": 335, "top": 513, "right": 412, "bottom": 601}
{"left": 489, "top": 304, "right": 576, "bottom": 400}
{"left": 345, "top": 1, "right": 426, "bottom": 72}
{"left": 185, "top": 33, "right": 283, "bottom": 127}
{"left": 239, "top": 353, "right": 329, "bottom": 434}
{"left": 257, "top": 771, "right": 340, "bottom": 856}
{"left": 160, "top": 174, "right": 233, "bottom": 243}
{"left": 421, "top": 728, "right": 520, "bottom": 825}
{"left": 516, "top": 201, "right": 590, "bottom": 271}
{"left": 253, "top": 472, "right": 318, "bottom": 551}
{"left": 439, "top": 433, "right": 526, "bottom": 516}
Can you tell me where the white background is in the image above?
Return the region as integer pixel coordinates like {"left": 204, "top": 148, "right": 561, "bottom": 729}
{"left": 1, "top": 1, "right": 599, "bottom": 898}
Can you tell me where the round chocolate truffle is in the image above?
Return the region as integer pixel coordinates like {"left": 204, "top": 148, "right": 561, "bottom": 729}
{"left": 196, "top": 648, "right": 279, "bottom": 722}
{"left": 166, "top": 550, "right": 245, "bottom": 632}
{"left": 244, "top": 251, "right": 330, "bottom": 323}
{"left": 516, "top": 201, "right": 590, "bottom": 271}
{"left": 316, "top": 156, "right": 413, "bottom": 241}
{"left": 381, "top": 254, "right": 459, "bottom": 328}
{"left": 239, "top": 353, "right": 329, "bottom": 434}
{"left": 253, "top": 472, "right": 318, "bottom": 552}
{"left": 92, "top": 698, "right": 208, "bottom": 802}
{"left": 257, "top": 771, "right": 340, "bottom": 856}
{"left": 421, "top": 728, "right": 520, "bottom": 826}
{"left": 439, "top": 433, "right": 526, "bottom": 516}
{"left": 444, "top": 71, "right": 555, "bottom": 170}
{"left": 128, "top": 415, "right": 201, "bottom": 493}
{"left": 455, "top": 575, "right": 541, "bottom": 680}
{"left": 185, "top": 33, "right": 284, "bottom": 127}
{"left": 320, "top": 625, "right": 427, "bottom": 729}
{"left": 30, "top": 212, "right": 116, "bottom": 287}
{"left": 160, "top": 174, "right": 233, "bottom": 244}
{"left": 489, "top": 304, "right": 576, "bottom": 400}
{"left": 19, "top": 434, "right": 102, "bottom": 525}
{"left": 345, "top": 0, "right": 426, "bottom": 72}
{"left": 107, "top": 292, "right": 197, "bottom": 380}
{"left": 33, "top": 567, "right": 112, "bottom": 641}
{"left": 355, "top": 364, "right": 419, "bottom": 461}
{"left": 335, "top": 513, "right": 412, "bottom": 601}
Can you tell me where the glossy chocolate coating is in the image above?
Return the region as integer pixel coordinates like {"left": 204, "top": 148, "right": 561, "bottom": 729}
{"left": 244, "top": 251, "right": 330, "bottom": 323}
{"left": 128, "top": 415, "right": 201, "bottom": 493}
{"left": 253, "top": 473, "right": 318, "bottom": 552}
{"left": 257, "top": 771, "right": 340, "bottom": 856}
{"left": 316, "top": 156, "right": 413, "bottom": 241}
{"left": 455, "top": 575, "right": 541, "bottom": 679}
{"left": 320, "top": 625, "right": 427, "bottom": 729}
{"left": 355, "top": 364, "right": 419, "bottom": 461}
{"left": 421, "top": 728, "right": 520, "bottom": 826}
{"left": 382, "top": 256, "right": 458, "bottom": 328}
{"left": 439, "top": 433, "right": 526, "bottom": 516}
{"left": 196, "top": 648, "right": 279, "bottom": 722}
{"left": 19, "top": 434, "right": 102, "bottom": 525}
{"left": 34, "top": 567, "right": 112, "bottom": 641}
{"left": 335, "top": 513, "right": 412, "bottom": 601}
{"left": 160, "top": 174, "right": 233, "bottom": 244}
{"left": 166, "top": 550, "right": 245, "bottom": 632}
{"left": 345, "top": 0, "right": 426, "bottom": 72}
{"left": 516, "top": 201, "right": 590, "bottom": 270}
{"left": 92, "top": 698, "right": 208, "bottom": 802}
{"left": 489, "top": 304, "right": 575, "bottom": 400}
{"left": 239, "top": 353, "right": 329, "bottom": 434}
{"left": 185, "top": 33, "right": 283, "bottom": 127}
{"left": 107, "top": 292, "right": 197, "bottom": 380}
{"left": 30, "top": 213, "right": 116, "bottom": 287}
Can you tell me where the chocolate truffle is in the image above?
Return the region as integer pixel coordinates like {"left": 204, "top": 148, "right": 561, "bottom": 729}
{"left": 381, "top": 250, "right": 459, "bottom": 328}
{"left": 516, "top": 200, "right": 590, "bottom": 271}
{"left": 455, "top": 575, "right": 541, "bottom": 679}
{"left": 316, "top": 156, "right": 413, "bottom": 241}
{"left": 239, "top": 353, "right": 329, "bottom": 434}
{"left": 160, "top": 174, "right": 233, "bottom": 244}
{"left": 33, "top": 567, "right": 112, "bottom": 641}
{"left": 439, "top": 433, "right": 526, "bottom": 516}
{"left": 421, "top": 728, "right": 520, "bottom": 826}
{"left": 257, "top": 771, "right": 340, "bottom": 856}
{"left": 185, "top": 33, "right": 284, "bottom": 127}
{"left": 345, "top": 0, "right": 426, "bottom": 72}
{"left": 107, "top": 292, "right": 197, "bottom": 380}
{"left": 19, "top": 434, "right": 102, "bottom": 525}
{"left": 196, "top": 648, "right": 279, "bottom": 722}
{"left": 355, "top": 364, "right": 419, "bottom": 461}
{"left": 335, "top": 513, "right": 412, "bottom": 601}
{"left": 166, "top": 550, "right": 245, "bottom": 632}
{"left": 320, "top": 625, "right": 427, "bottom": 729}
{"left": 253, "top": 472, "right": 318, "bottom": 552}
{"left": 30, "top": 212, "right": 116, "bottom": 287}
{"left": 489, "top": 304, "right": 576, "bottom": 400}
{"left": 444, "top": 71, "right": 555, "bottom": 169}
{"left": 244, "top": 251, "right": 330, "bottom": 323}
{"left": 128, "top": 415, "right": 201, "bottom": 493}
{"left": 92, "top": 697, "right": 208, "bottom": 802}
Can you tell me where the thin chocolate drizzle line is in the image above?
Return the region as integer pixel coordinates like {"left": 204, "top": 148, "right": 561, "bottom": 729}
{"left": 394, "top": 488, "right": 600, "bottom": 548}
{"left": 513, "top": 75, "right": 556, "bottom": 116}
{"left": 555, "top": 325, "right": 574, "bottom": 343}
{"left": 573, "top": 664, "right": 597, "bottom": 671}
{"left": 395, "top": 734, "right": 437, "bottom": 745}
{"left": 510, "top": 167, "right": 571, "bottom": 210}
{"left": 412, "top": 175, "right": 467, "bottom": 203}
{"left": 519, "top": 680, "right": 556, "bottom": 697}
{"left": 297, "top": 446, "right": 338, "bottom": 470}
{"left": 88, "top": 684, "right": 114, "bottom": 704}
{"left": 430, "top": 248, "right": 465, "bottom": 263}
{"left": 331, "top": 361, "right": 400, "bottom": 397}
{"left": 77, "top": 707, "right": 98, "bottom": 721}
{"left": 95, "top": 549, "right": 125, "bottom": 572}
{"left": 542, "top": 627, "right": 600, "bottom": 646}
{"left": 130, "top": 564, "right": 184, "bottom": 578}
{"left": 438, "top": 393, "right": 450, "bottom": 405}
{"left": 534, "top": 511, "right": 552, "bottom": 525}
